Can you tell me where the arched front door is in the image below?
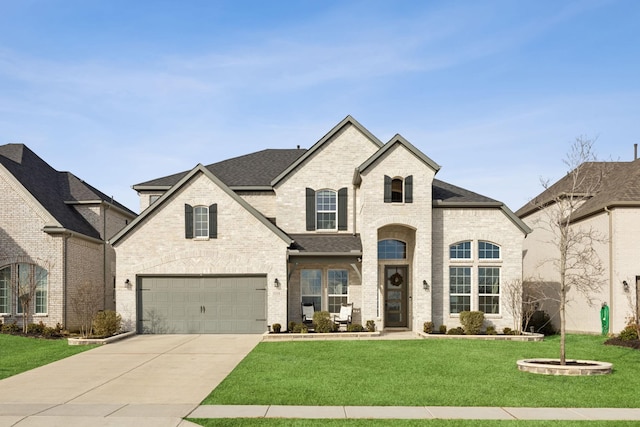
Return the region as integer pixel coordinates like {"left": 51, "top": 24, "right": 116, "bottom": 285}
{"left": 385, "top": 265, "right": 408, "bottom": 327}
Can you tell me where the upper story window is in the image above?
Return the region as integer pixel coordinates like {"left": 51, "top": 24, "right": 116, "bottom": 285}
{"left": 384, "top": 175, "right": 413, "bottom": 204}
{"left": 185, "top": 204, "right": 217, "bottom": 239}
{"left": 478, "top": 241, "right": 500, "bottom": 259}
{"left": 316, "top": 190, "right": 337, "bottom": 230}
{"left": 306, "top": 187, "right": 348, "bottom": 231}
{"left": 378, "top": 239, "right": 407, "bottom": 260}
{"left": 450, "top": 241, "right": 471, "bottom": 259}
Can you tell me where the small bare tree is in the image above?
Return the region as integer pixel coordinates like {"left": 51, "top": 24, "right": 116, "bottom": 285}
{"left": 13, "top": 259, "right": 51, "bottom": 333}
{"left": 503, "top": 278, "right": 523, "bottom": 334}
{"left": 521, "top": 279, "right": 547, "bottom": 333}
{"left": 531, "top": 136, "right": 608, "bottom": 364}
{"left": 69, "top": 280, "right": 102, "bottom": 337}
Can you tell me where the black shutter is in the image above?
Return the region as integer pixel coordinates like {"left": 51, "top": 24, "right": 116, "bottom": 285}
{"left": 384, "top": 175, "right": 392, "bottom": 203}
{"left": 185, "top": 204, "right": 193, "bottom": 239}
{"left": 338, "top": 187, "right": 348, "bottom": 231}
{"left": 209, "top": 204, "right": 218, "bottom": 238}
{"left": 405, "top": 175, "right": 413, "bottom": 203}
{"left": 306, "top": 188, "right": 316, "bottom": 231}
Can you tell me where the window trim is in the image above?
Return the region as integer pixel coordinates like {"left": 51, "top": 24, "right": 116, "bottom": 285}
{"left": 478, "top": 266, "right": 501, "bottom": 314}
{"left": 0, "top": 266, "right": 10, "bottom": 315}
{"left": 327, "top": 269, "right": 348, "bottom": 314}
{"left": 378, "top": 239, "right": 407, "bottom": 260}
{"left": 194, "top": 205, "right": 209, "bottom": 238}
{"left": 300, "top": 269, "right": 322, "bottom": 312}
{"left": 450, "top": 241, "right": 472, "bottom": 260}
{"left": 478, "top": 241, "right": 501, "bottom": 260}
{"left": 449, "top": 266, "right": 472, "bottom": 314}
{"left": 316, "top": 189, "right": 337, "bottom": 231}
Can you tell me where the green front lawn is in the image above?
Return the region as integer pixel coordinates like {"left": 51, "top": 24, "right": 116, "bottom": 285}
{"left": 0, "top": 334, "right": 96, "bottom": 380}
{"left": 203, "top": 335, "right": 640, "bottom": 408}
{"left": 190, "top": 420, "right": 639, "bottom": 427}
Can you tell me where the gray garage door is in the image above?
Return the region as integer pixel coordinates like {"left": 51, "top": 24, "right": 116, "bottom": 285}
{"left": 137, "top": 276, "right": 267, "bottom": 334}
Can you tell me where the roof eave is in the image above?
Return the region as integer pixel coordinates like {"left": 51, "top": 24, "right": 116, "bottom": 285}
{"left": 357, "top": 134, "right": 441, "bottom": 175}
{"left": 42, "top": 226, "right": 104, "bottom": 244}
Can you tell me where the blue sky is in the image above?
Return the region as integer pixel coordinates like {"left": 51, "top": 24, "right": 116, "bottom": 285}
{"left": 1, "top": 0, "right": 638, "bottom": 213}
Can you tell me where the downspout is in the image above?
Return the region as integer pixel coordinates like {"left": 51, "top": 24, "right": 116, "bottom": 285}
{"left": 63, "top": 233, "right": 70, "bottom": 329}
{"left": 352, "top": 184, "right": 357, "bottom": 235}
{"left": 605, "top": 206, "right": 614, "bottom": 334}
{"left": 103, "top": 201, "right": 110, "bottom": 309}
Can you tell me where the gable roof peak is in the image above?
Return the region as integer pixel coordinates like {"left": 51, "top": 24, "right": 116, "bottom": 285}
{"left": 356, "top": 133, "right": 441, "bottom": 175}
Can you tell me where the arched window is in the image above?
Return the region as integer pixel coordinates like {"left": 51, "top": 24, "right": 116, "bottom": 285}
{"left": 478, "top": 241, "right": 500, "bottom": 259}
{"left": 378, "top": 239, "right": 407, "bottom": 260}
{"left": 450, "top": 241, "right": 471, "bottom": 259}
{"left": 391, "top": 178, "right": 403, "bottom": 203}
{"left": 194, "top": 205, "right": 209, "bottom": 237}
{"left": 0, "top": 266, "right": 10, "bottom": 314}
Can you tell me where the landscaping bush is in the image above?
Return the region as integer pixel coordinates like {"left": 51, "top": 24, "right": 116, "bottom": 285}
{"left": 292, "top": 323, "right": 308, "bottom": 333}
{"left": 619, "top": 324, "right": 639, "bottom": 341}
{"left": 26, "top": 322, "right": 45, "bottom": 335}
{"left": 459, "top": 311, "right": 484, "bottom": 335}
{"left": 366, "top": 320, "right": 376, "bottom": 332}
{"left": 486, "top": 326, "right": 497, "bottom": 335}
{"left": 92, "top": 310, "right": 121, "bottom": 337}
{"left": 347, "top": 323, "right": 366, "bottom": 332}
{"left": 503, "top": 327, "right": 513, "bottom": 335}
{"left": 272, "top": 323, "right": 281, "bottom": 333}
{"left": 439, "top": 324, "right": 447, "bottom": 334}
{"left": 313, "top": 311, "right": 335, "bottom": 333}
{"left": 42, "top": 325, "right": 63, "bottom": 338}
{"left": 288, "top": 321, "right": 297, "bottom": 332}
{"left": 447, "top": 327, "right": 465, "bottom": 335}
{"left": 423, "top": 321, "right": 434, "bottom": 334}
{"left": 1, "top": 322, "right": 20, "bottom": 334}
{"left": 527, "top": 310, "right": 556, "bottom": 335}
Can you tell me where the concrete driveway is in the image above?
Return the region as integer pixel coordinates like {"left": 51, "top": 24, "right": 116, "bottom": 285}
{"left": 0, "top": 334, "right": 262, "bottom": 427}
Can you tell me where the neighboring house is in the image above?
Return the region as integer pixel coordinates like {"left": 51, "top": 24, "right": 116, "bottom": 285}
{"left": 0, "top": 144, "right": 136, "bottom": 330}
{"left": 112, "top": 116, "right": 530, "bottom": 334}
{"left": 517, "top": 158, "right": 640, "bottom": 334}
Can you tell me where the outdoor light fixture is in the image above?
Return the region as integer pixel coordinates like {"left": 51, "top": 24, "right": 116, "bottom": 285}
{"left": 274, "top": 278, "right": 280, "bottom": 288}
{"left": 125, "top": 279, "right": 131, "bottom": 289}
{"left": 423, "top": 280, "right": 429, "bottom": 291}
{"left": 623, "top": 280, "right": 629, "bottom": 292}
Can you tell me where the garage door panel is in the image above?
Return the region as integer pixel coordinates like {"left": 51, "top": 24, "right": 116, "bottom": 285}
{"left": 138, "top": 276, "right": 267, "bottom": 334}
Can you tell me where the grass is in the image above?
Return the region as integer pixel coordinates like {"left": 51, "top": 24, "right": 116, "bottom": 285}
{"left": 189, "top": 420, "right": 640, "bottom": 427}
{"left": 0, "top": 334, "right": 96, "bottom": 380}
{"left": 202, "top": 334, "right": 640, "bottom": 408}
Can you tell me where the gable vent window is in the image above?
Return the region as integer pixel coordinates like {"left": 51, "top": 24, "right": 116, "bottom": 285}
{"left": 185, "top": 203, "right": 217, "bottom": 239}
{"left": 384, "top": 175, "right": 413, "bottom": 203}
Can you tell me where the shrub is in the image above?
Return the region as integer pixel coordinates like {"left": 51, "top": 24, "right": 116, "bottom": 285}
{"left": 292, "top": 323, "right": 308, "bottom": 333}
{"left": 92, "top": 310, "right": 122, "bottom": 337}
{"left": 313, "top": 311, "right": 335, "bottom": 333}
{"left": 619, "top": 324, "right": 639, "bottom": 341}
{"left": 1, "top": 321, "right": 20, "bottom": 334}
{"left": 42, "top": 326, "right": 63, "bottom": 338}
{"left": 288, "top": 321, "right": 297, "bottom": 332}
{"left": 423, "top": 321, "right": 434, "bottom": 334}
{"left": 439, "top": 324, "right": 447, "bottom": 334}
{"left": 527, "top": 310, "right": 556, "bottom": 335}
{"left": 447, "top": 327, "right": 465, "bottom": 335}
{"left": 366, "top": 320, "right": 376, "bottom": 332}
{"left": 272, "top": 323, "right": 281, "bottom": 333}
{"left": 459, "top": 311, "right": 484, "bottom": 335}
{"left": 26, "top": 322, "right": 45, "bottom": 335}
{"left": 503, "top": 327, "right": 512, "bottom": 335}
{"left": 347, "top": 324, "right": 366, "bottom": 332}
{"left": 486, "top": 326, "right": 497, "bottom": 335}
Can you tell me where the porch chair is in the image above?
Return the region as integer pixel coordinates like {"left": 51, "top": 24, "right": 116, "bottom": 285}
{"left": 333, "top": 303, "right": 353, "bottom": 331}
{"left": 302, "top": 303, "right": 315, "bottom": 326}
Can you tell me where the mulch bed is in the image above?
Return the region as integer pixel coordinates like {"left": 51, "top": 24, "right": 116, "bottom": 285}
{"left": 604, "top": 337, "right": 640, "bottom": 350}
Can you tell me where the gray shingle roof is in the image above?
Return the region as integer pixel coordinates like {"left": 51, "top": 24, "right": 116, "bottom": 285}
{"left": 432, "top": 179, "right": 499, "bottom": 204}
{"left": 516, "top": 160, "right": 640, "bottom": 220}
{"left": 289, "top": 234, "right": 362, "bottom": 254}
{"left": 0, "top": 144, "right": 135, "bottom": 238}
{"left": 135, "top": 148, "right": 308, "bottom": 188}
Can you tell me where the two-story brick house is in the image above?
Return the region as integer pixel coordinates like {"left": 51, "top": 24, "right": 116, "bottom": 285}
{"left": 0, "top": 144, "right": 136, "bottom": 330}
{"left": 112, "top": 116, "right": 530, "bottom": 334}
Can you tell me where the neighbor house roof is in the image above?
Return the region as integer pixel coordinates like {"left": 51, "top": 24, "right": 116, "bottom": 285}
{"left": 133, "top": 148, "right": 307, "bottom": 190}
{"left": 0, "top": 143, "right": 135, "bottom": 239}
{"left": 516, "top": 160, "right": 640, "bottom": 222}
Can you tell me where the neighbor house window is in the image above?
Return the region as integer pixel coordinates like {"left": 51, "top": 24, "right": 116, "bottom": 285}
{"left": 478, "top": 267, "right": 500, "bottom": 314}
{"left": 16, "top": 264, "right": 48, "bottom": 315}
{"left": 185, "top": 204, "right": 217, "bottom": 239}
{"left": 479, "top": 241, "right": 500, "bottom": 259}
{"left": 328, "top": 270, "right": 348, "bottom": 313}
{"left": 0, "top": 266, "right": 10, "bottom": 314}
{"left": 316, "top": 190, "right": 337, "bottom": 230}
{"left": 449, "top": 267, "right": 471, "bottom": 314}
{"left": 378, "top": 239, "right": 407, "bottom": 260}
{"left": 301, "top": 270, "right": 322, "bottom": 311}
{"left": 450, "top": 241, "right": 471, "bottom": 259}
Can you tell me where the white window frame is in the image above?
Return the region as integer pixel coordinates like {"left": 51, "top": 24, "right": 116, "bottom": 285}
{"left": 301, "top": 269, "right": 322, "bottom": 311}
{"left": 16, "top": 264, "right": 48, "bottom": 315}
{"left": 450, "top": 241, "right": 472, "bottom": 260}
{"left": 327, "top": 269, "right": 348, "bottom": 314}
{"left": 316, "top": 190, "right": 337, "bottom": 231}
{"left": 449, "top": 266, "right": 472, "bottom": 314}
{"left": 194, "top": 205, "right": 209, "bottom": 238}
{"left": 478, "top": 241, "right": 501, "bottom": 260}
{"left": 0, "top": 266, "right": 10, "bottom": 315}
{"left": 478, "top": 266, "right": 500, "bottom": 314}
